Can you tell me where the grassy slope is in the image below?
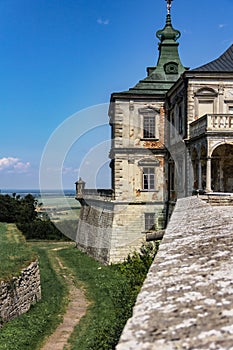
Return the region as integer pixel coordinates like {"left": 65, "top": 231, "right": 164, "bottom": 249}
{"left": 0, "top": 223, "right": 36, "bottom": 281}
{"left": 58, "top": 247, "right": 134, "bottom": 350}
{"left": 0, "top": 243, "right": 68, "bottom": 350}
{"left": 0, "top": 237, "right": 157, "bottom": 350}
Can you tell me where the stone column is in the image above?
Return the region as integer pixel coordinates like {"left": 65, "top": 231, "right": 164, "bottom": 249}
{"left": 206, "top": 157, "right": 212, "bottom": 193}
{"left": 198, "top": 159, "right": 202, "bottom": 189}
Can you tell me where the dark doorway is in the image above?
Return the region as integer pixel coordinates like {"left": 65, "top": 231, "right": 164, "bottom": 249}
{"left": 211, "top": 144, "right": 233, "bottom": 192}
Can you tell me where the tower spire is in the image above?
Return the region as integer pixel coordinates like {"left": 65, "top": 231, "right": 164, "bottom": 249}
{"left": 123, "top": 0, "right": 186, "bottom": 95}
{"left": 156, "top": 0, "right": 180, "bottom": 44}
{"left": 166, "top": 0, "right": 173, "bottom": 15}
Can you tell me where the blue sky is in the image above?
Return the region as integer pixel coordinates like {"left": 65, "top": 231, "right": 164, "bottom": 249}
{"left": 1, "top": 0, "right": 233, "bottom": 190}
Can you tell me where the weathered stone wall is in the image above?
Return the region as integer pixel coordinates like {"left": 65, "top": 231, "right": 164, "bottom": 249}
{"left": 76, "top": 200, "right": 114, "bottom": 264}
{"left": 76, "top": 199, "right": 166, "bottom": 264}
{"left": 117, "top": 196, "right": 233, "bottom": 349}
{"left": 110, "top": 99, "right": 167, "bottom": 203}
{"left": 0, "top": 260, "right": 41, "bottom": 326}
{"left": 109, "top": 202, "right": 166, "bottom": 263}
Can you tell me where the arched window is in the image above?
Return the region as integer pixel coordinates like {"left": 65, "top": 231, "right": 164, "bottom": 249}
{"left": 194, "top": 87, "right": 217, "bottom": 118}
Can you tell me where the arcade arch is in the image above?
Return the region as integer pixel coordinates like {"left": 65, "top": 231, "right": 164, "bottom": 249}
{"left": 211, "top": 144, "right": 233, "bottom": 193}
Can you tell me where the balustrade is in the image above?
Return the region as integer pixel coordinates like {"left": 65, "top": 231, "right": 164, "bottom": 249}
{"left": 190, "top": 114, "right": 233, "bottom": 138}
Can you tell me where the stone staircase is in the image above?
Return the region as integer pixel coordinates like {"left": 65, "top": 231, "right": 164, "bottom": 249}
{"left": 200, "top": 193, "right": 233, "bottom": 206}
{"left": 117, "top": 196, "right": 233, "bottom": 350}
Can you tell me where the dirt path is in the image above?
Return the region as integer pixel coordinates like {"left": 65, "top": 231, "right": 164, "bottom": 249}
{"left": 40, "top": 246, "right": 90, "bottom": 350}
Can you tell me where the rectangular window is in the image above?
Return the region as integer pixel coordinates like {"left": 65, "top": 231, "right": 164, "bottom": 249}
{"left": 143, "top": 115, "right": 155, "bottom": 138}
{"left": 145, "top": 213, "right": 155, "bottom": 231}
{"left": 143, "top": 167, "right": 155, "bottom": 190}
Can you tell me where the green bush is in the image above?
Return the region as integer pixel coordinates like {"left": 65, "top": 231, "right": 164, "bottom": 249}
{"left": 0, "top": 193, "right": 68, "bottom": 241}
{"left": 0, "top": 194, "right": 38, "bottom": 223}
{"left": 17, "top": 220, "right": 67, "bottom": 241}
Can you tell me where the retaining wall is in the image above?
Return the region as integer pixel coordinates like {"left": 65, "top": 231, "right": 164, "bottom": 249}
{"left": 0, "top": 260, "right": 41, "bottom": 326}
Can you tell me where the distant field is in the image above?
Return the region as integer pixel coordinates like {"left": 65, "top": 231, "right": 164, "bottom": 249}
{"left": 39, "top": 196, "right": 81, "bottom": 222}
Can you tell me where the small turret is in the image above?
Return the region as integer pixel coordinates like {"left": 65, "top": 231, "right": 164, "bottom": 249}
{"left": 75, "top": 177, "right": 86, "bottom": 198}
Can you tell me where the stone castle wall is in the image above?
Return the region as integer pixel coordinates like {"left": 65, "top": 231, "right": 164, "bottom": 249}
{"left": 76, "top": 200, "right": 114, "bottom": 264}
{"left": 0, "top": 260, "right": 41, "bottom": 326}
{"left": 76, "top": 198, "right": 166, "bottom": 264}
{"left": 109, "top": 202, "right": 166, "bottom": 263}
{"left": 116, "top": 196, "right": 233, "bottom": 349}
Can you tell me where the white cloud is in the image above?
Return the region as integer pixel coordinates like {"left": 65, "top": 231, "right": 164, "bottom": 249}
{"left": 97, "top": 18, "right": 109, "bottom": 25}
{"left": 0, "top": 157, "right": 30, "bottom": 173}
{"left": 0, "top": 157, "right": 19, "bottom": 170}
{"left": 219, "top": 24, "right": 226, "bottom": 29}
{"left": 45, "top": 166, "right": 78, "bottom": 175}
{"left": 13, "top": 161, "right": 30, "bottom": 173}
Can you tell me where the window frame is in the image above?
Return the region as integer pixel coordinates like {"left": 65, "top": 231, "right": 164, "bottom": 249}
{"left": 194, "top": 87, "right": 217, "bottom": 118}
{"left": 143, "top": 114, "right": 156, "bottom": 139}
{"left": 139, "top": 108, "right": 159, "bottom": 140}
{"left": 143, "top": 167, "right": 155, "bottom": 190}
{"left": 145, "top": 213, "right": 155, "bottom": 231}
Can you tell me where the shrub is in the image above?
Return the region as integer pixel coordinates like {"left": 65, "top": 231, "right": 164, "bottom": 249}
{"left": 0, "top": 193, "right": 68, "bottom": 241}
{"left": 16, "top": 220, "right": 67, "bottom": 241}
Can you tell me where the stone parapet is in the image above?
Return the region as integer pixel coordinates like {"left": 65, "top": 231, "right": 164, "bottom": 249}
{"left": 76, "top": 189, "right": 114, "bottom": 201}
{"left": 117, "top": 196, "right": 233, "bottom": 349}
{"left": 0, "top": 260, "right": 41, "bottom": 326}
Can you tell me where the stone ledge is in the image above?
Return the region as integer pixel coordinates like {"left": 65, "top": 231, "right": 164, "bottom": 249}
{"left": 116, "top": 197, "right": 233, "bottom": 349}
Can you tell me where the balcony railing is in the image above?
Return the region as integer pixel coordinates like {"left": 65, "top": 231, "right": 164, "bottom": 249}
{"left": 190, "top": 114, "right": 233, "bottom": 138}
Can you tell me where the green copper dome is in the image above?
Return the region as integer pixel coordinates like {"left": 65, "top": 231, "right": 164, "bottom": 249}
{"left": 156, "top": 14, "right": 181, "bottom": 43}
{"left": 113, "top": 2, "right": 187, "bottom": 97}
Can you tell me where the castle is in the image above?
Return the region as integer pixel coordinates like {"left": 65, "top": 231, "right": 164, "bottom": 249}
{"left": 75, "top": 0, "right": 233, "bottom": 264}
